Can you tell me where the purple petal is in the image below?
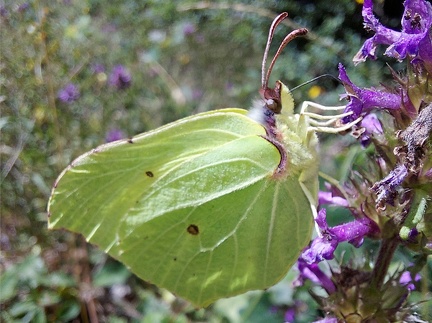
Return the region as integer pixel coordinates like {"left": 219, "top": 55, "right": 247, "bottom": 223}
{"left": 399, "top": 271, "right": 421, "bottom": 291}
{"left": 356, "top": 113, "right": 383, "bottom": 146}
{"left": 416, "top": 33, "right": 432, "bottom": 73}
{"left": 296, "top": 259, "right": 336, "bottom": 293}
{"left": 353, "top": 0, "right": 401, "bottom": 63}
{"left": 302, "top": 236, "right": 338, "bottom": 263}
{"left": 318, "top": 191, "right": 349, "bottom": 207}
{"left": 361, "top": 113, "right": 383, "bottom": 135}
{"left": 401, "top": 0, "right": 432, "bottom": 34}
{"left": 302, "top": 209, "right": 337, "bottom": 263}
{"left": 330, "top": 216, "right": 376, "bottom": 247}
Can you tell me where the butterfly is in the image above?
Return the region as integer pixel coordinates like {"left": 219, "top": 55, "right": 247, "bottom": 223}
{"left": 48, "top": 12, "right": 360, "bottom": 307}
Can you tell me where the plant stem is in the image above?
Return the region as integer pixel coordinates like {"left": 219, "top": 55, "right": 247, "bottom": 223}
{"left": 370, "top": 199, "right": 411, "bottom": 289}
{"left": 370, "top": 237, "right": 399, "bottom": 288}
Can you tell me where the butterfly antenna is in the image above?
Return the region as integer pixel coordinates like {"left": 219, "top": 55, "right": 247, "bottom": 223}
{"left": 262, "top": 12, "right": 288, "bottom": 88}
{"left": 262, "top": 13, "right": 308, "bottom": 89}
{"left": 265, "top": 28, "right": 308, "bottom": 88}
{"left": 290, "top": 74, "right": 341, "bottom": 92}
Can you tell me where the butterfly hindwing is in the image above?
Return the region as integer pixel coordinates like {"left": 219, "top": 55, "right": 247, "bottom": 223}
{"left": 48, "top": 108, "right": 312, "bottom": 306}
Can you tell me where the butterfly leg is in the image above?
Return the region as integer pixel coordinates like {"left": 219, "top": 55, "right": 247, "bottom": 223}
{"left": 299, "top": 181, "right": 322, "bottom": 237}
{"left": 299, "top": 101, "right": 363, "bottom": 134}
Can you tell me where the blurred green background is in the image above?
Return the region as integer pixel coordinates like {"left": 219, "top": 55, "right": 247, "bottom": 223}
{"left": 1, "top": 0, "right": 420, "bottom": 322}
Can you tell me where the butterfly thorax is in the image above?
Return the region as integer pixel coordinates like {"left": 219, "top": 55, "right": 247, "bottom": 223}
{"left": 253, "top": 80, "right": 319, "bottom": 203}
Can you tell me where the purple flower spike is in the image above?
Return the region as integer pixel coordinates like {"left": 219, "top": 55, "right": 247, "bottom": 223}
{"left": 338, "top": 64, "right": 402, "bottom": 122}
{"left": 354, "top": 0, "right": 432, "bottom": 73}
{"left": 302, "top": 209, "right": 377, "bottom": 264}
{"left": 109, "top": 65, "right": 132, "bottom": 90}
{"left": 57, "top": 83, "right": 80, "bottom": 103}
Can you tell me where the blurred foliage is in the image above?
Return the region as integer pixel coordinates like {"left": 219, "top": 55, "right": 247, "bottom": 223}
{"left": 1, "top": 0, "right": 428, "bottom": 321}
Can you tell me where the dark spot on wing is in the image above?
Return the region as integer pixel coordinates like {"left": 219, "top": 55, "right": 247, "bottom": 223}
{"left": 146, "top": 171, "right": 154, "bottom": 177}
{"left": 187, "top": 224, "right": 199, "bottom": 235}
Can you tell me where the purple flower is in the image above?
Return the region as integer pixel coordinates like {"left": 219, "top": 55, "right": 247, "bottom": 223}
{"left": 371, "top": 164, "right": 408, "bottom": 207}
{"left": 354, "top": 0, "right": 432, "bottom": 73}
{"left": 0, "top": 6, "right": 8, "bottom": 17}
{"left": 109, "top": 65, "right": 132, "bottom": 90}
{"left": 57, "top": 83, "right": 80, "bottom": 103}
{"left": 18, "top": 3, "right": 29, "bottom": 12}
{"left": 399, "top": 271, "right": 421, "bottom": 291}
{"left": 91, "top": 63, "right": 105, "bottom": 74}
{"left": 105, "top": 129, "right": 125, "bottom": 142}
{"left": 284, "top": 308, "right": 296, "bottom": 322}
{"left": 183, "top": 22, "right": 196, "bottom": 36}
{"left": 302, "top": 209, "right": 377, "bottom": 264}
{"left": 338, "top": 63, "right": 403, "bottom": 122}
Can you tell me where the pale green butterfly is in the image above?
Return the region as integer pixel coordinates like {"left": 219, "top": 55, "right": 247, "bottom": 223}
{"left": 47, "top": 13, "right": 360, "bottom": 307}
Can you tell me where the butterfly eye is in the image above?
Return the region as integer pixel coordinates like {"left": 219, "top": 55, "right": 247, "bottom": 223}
{"left": 265, "top": 99, "right": 277, "bottom": 110}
